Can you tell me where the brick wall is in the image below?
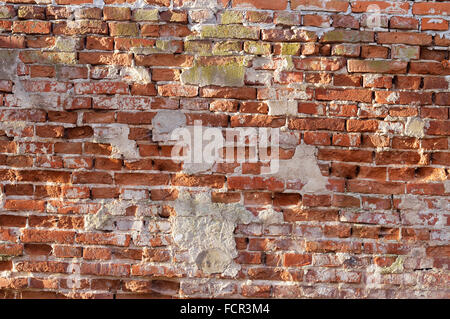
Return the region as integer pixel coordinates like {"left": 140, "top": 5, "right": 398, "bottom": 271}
{"left": 0, "top": 0, "right": 449, "bottom": 299}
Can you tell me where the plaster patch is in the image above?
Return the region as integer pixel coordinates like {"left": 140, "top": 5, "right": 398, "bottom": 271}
{"left": 171, "top": 192, "right": 255, "bottom": 276}
{"left": 131, "top": 40, "right": 180, "bottom": 55}
{"left": 267, "top": 100, "right": 298, "bottom": 116}
{"left": 0, "top": 121, "right": 28, "bottom": 139}
{"left": 195, "top": 248, "right": 231, "bottom": 274}
{"left": 397, "top": 195, "right": 429, "bottom": 211}
{"left": 93, "top": 125, "right": 139, "bottom": 159}
{"left": 49, "top": 37, "right": 79, "bottom": 52}
{"left": 245, "top": 69, "right": 271, "bottom": 86}
{"left": 179, "top": 0, "right": 224, "bottom": 9}
{"left": 152, "top": 110, "right": 187, "bottom": 142}
{"left": 278, "top": 131, "right": 301, "bottom": 148}
{"left": 85, "top": 200, "right": 134, "bottom": 231}
{"left": 270, "top": 144, "right": 329, "bottom": 193}
{"left": 0, "top": 187, "right": 4, "bottom": 209}
{"left": 386, "top": 92, "right": 399, "bottom": 103}
{"left": 445, "top": 180, "right": 450, "bottom": 194}
{"left": 257, "top": 208, "right": 284, "bottom": 224}
{"left": 378, "top": 117, "right": 404, "bottom": 135}
{"left": 363, "top": 74, "right": 381, "bottom": 85}
{"left": 182, "top": 162, "right": 215, "bottom": 175}
{"left": 379, "top": 256, "right": 405, "bottom": 274}
{"left": 404, "top": 117, "right": 425, "bottom": 138}
{"left": 0, "top": 51, "right": 27, "bottom": 107}
{"left": 91, "top": 65, "right": 119, "bottom": 79}
{"left": 120, "top": 66, "right": 151, "bottom": 84}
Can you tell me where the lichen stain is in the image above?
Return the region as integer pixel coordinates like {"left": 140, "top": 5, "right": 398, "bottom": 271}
{"left": 181, "top": 61, "right": 245, "bottom": 87}
{"left": 379, "top": 256, "right": 405, "bottom": 274}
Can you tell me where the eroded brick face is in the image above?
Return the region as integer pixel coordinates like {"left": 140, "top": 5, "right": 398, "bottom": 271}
{"left": 0, "top": 0, "right": 449, "bottom": 299}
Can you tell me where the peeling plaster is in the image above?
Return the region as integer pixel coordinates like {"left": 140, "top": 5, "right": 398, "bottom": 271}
{"left": 444, "top": 180, "right": 450, "bottom": 194}
{"left": 0, "top": 187, "right": 4, "bottom": 209}
{"left": 270, "top": 144, "right": 329, "bottom": 193}
{"left": 0, "top": 51, "right": 28, "bottom": 107}
{"left": 152, "top": 110, "right": 187, "bottom": 142}
{"left": 120, "top": 66, "right": 151, "bottom": 84}
{"left": 386, "top": 92, "right": 399, "bottom": 103}
{"left": 257, "top": 208, "right": 284, "bottom": 225}
{"left": 85, "top": 200, "right": 135, "bottom": 231}
{"left": 267, "top": 100, "right": 298, "bottom": 116}
{"left": 91, "top": 65, "right": 119, "bottom": 79}
{"left": 379, "top": 256, "right": 405, "bottom": 274}
{"left": 0, "top": 121, "right": 28, "bottom": 139}
{"left": 378, "top": 117, "right": 404, "bottom": 135}
{"left": 49, "top": 37, "right": 79, "bottom": 52}
{"left": 182, "top": 162, "right": 215, "bottom": 175}
{"left": 171, "top": 192, "right": 255, "bottom": 276}
{"left": 93, "top": 125, "right": 140, "bottom": 159}
{"left": 404, "top": 117, "right": 425, "bottom": 138}
{"left": 85, "top": 199, "right": 157, "bottom": 234}
{"left": 245, "top": 69, "right": 272, "bottom": 86}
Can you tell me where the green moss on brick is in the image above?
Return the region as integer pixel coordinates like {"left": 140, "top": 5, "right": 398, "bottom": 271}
{"left": 281, "top": 43, "right": 301, "bottom": 55}
{"left": 181, "top": 59, "right": 246, "bottom": 87}
{"left": 221, "top": 11, "right": 245, "bottom": 24}
{"left": 200, "top": 25, "right": 259, "bottom": 40}
{"left": 244, "top": 41, "right": 271, "bottom": 55}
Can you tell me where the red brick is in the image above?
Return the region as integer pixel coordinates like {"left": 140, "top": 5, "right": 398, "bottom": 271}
{"left": 13, "top": 21, "right": 51, "bottom": 34}
{"left": 390, "top": 16, "right": 419, "bottom": 30}
{"left": 377, "top": 32, "right": 432, "bottom": 46}
{"left": 413, "top": 2, "right": 450, "bottom": 15}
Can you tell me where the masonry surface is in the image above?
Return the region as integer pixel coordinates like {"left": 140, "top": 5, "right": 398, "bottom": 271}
{"left": 0, "top": 0, "right": 449, "bottom": 299}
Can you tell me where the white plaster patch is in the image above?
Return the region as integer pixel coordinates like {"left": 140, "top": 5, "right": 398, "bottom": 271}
{"left": 378, "top": 117, "right": 404, "bottom": 135}
{"left": 386, "top": 92, "right": 399, "bottom": 103}
{"left": 0, "top": 51, "right": 33, "bottom": 108}
{"left": 0, "top": 121, "right": 28, "bottom": 140}
{"left": 49, "top": 37, "right": 79, "bottom": 52}
{"left": 404, "top": 117, "right": 425, "bottom": 138}
{"left": 363, "top": 74, "right": 381, "bottom": 85}
{"left": 93, "top": 125, "right": 139, "bottom": 159}
{"left": 85, "top": 199, "right": 134, "bottom": 231}
{"left": 179, "top": 0, "right": 223, "bottom": 9}
{"left": 257, "top": 208, "right": 284, "bottom": 224}
{"left": 182, "top": 162, "right": 215, "bottom": 175}
{"left": 397, "top": 195, "right": 430, "bottom": 211}
{"left": 91, "top": 65, "right": 119, "bottom": 79}
{"left": 152, "top": 110, "right": 187, "bottom": 142}
{"left": 120, "top": 66, "right": 151, "bottom": 84}
{"left": 270, "top": 144, "right": 329, "bottom": 193}
{"left": 267, "top": 100, "right": 298, "bottom": 116}
{"left": 171, "top": 192, "right": 255, "bottom": 276}
{"left": 245, "top": 69, "right": 271, "bottom": 86}
{"left": 0, "top": 187, "right": 4, "bottom": 209}
{"left": 445, "top": 180, "right": 450, "bottom": 194}
{"left": 278, "top": 131, "right": 301, "bottom": 148}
